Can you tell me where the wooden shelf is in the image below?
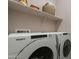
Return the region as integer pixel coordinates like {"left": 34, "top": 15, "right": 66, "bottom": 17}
{"left": 8, "top": 0, "right": 62, "bottom": 22}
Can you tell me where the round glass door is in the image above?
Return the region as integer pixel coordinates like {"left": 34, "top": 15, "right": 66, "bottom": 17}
{"left": 63, "top": 39, "right": 71, "bottom": 57}
{"left": 28, "top": 47, "right": 53, "bottom": 59}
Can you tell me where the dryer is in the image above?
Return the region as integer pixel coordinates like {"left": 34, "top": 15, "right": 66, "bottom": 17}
{"left": 8, "top": 33, "right": 57, "bottom": 59}
{"left": 56, "top": 32, "right": 71, "bottom": 59}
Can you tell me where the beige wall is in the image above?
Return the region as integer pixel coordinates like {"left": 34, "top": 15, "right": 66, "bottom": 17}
{"left": 9, "top": 0, "right": 71, "bottom": 32}
{"left": 55, "top": 0, "right": 71, "bottom": 32}
{"left": 8, "top": 9, "right": 56, "bottom": 33}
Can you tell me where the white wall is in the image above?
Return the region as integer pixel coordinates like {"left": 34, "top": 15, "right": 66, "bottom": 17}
{"left": 9, "top": 0, "right": 71, "bottom": 32}
{"left": 55, "top": 0, "right": 71, "bottom": 32}
{"left": 8, "top": 0, "right": 57, "bottom": 33}
{"left": 8, "top": 9, "right": 56, "bottom": 33}
{"left": 29, "top": 0, "right": 71, "bottom": 32}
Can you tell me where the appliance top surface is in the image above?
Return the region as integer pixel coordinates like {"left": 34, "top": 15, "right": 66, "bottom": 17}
{"left": 8, "top": 32, "right": 70, "bottom": 37}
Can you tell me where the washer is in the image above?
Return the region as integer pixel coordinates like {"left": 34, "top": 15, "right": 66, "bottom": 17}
{"left": 8, "top": 33, "right": 57, "bottom": 59}
{"left": 56, "top": 32, "right": 71, "bottom": 59}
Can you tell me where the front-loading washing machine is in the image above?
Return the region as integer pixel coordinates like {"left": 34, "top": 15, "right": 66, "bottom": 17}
{"left": 56, "top": 32, "right": 71, "bottom": 59}
{"left": 8, "top": 33, "right": 57, "bottom": 59}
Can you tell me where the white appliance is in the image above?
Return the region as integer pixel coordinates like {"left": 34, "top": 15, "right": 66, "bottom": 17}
{"left": 8, "top": 33, "right": 57, "bottom": 59}
{"left": 56, "top": 32, "right": 71, "bottom": 59}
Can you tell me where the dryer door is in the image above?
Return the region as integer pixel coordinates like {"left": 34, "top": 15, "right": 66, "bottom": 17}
{"left": 60, "top": 34, "right": 71, "bottom": 59}
{"left": 16, "top": 38, "right": 57, "bottom": 59}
